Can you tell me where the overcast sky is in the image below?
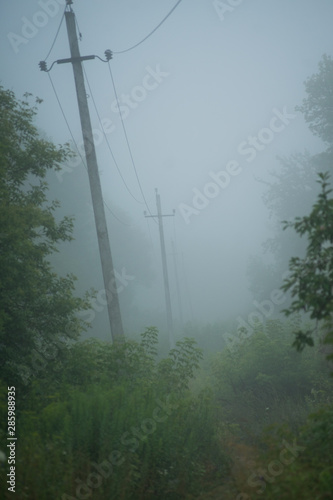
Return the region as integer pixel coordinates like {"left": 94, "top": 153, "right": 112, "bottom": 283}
{"left": 1, "top": 0, "right": 333, "bottom": 333}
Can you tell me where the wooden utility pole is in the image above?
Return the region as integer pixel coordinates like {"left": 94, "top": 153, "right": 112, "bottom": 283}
{"left": 145, "top": 189, "right": 175, "bottom": 349}
{"left": 61, "top": 1, "right": 124, "bottom": 342}
{"left": 171, "top": 240, "right": 184, "bottom": 328}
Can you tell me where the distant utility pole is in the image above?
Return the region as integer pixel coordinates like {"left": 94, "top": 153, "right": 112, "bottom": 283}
{"left": 40, "top": 0, "right": 124, "bottom": 342}
{"left": 145, "top": 189, "right": 175, "bottom": 349}
{"left": 171, "top": 240, "right": 184, "bottom": 329}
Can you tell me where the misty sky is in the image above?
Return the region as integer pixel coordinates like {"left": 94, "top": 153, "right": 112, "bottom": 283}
{"left": 1, "top": 0, "right": 333, "bottom": 333}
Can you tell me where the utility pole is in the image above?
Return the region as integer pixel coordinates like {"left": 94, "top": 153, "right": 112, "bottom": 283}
{"left": 39, "top": 0, "right": 124, "bottom": 342}
{"left": 171, "top": 240, "right": 184, "bottom": 329}
{"left": 145, "top": 189, "right": 175, "bottom": 349}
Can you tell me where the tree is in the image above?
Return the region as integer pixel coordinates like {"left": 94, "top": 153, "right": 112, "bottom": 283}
{"left": 296, "top": 53, "right": 333, "bottom": 147}
{"left": 248, "top": 152, "right": 319, "bottom": 302}
{"left": 248, "top": 54, "right": 333, "bottom": 303}
{"left": 0, "top": 87, "right": 91, "bottom": 387}
{"left": 281, "top": 172, "right": 333, "bottom": 355}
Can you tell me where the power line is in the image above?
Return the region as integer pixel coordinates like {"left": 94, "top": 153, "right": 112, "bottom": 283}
{"left": 82, "top": 65, "right": 143, "bottom": 204}
{"left": 107, "top": 62, "right": 157, "bottom": 221}
{"left": 48, "top": 72, "right": 79, "bottom": 152}
{"left": 47, "top": 72, "right": 130, "bottom": 227}
{"left": 103, "top": 200, "right": 131, "bottom": 227}
{"left": 44, "top": 6, "right": 66, "bottom": 61}
{"left": 113, "top": 0, "right": 183, "bottom": 54}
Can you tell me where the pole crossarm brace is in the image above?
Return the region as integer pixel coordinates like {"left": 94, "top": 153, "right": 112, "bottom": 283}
{"left": 39, "top": 50, "right": 112, "bottom": 73}
{"left": 144, "top": 211, "right": 175, "bottom": 218}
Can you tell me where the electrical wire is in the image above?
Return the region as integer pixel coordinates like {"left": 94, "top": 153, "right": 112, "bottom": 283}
{"left": 113, "top": 0, "right": 183, "bottom": 54}
{"left": 73, "top": 17, "right": 150, "bottom": 215}
{"left": 48, "top": 73, "right": 78, "bottom": 151}
{"left": 107, "top": 62, "right": 157, "bottom": 222}
{"left": 44, "top": 6, "right": 66, "bottom": 61}
{"left": 47, "top": 73, "right": 130, "bottom": 227}
{"left": 82, "top": 65, "right": 143, "bottom": 204}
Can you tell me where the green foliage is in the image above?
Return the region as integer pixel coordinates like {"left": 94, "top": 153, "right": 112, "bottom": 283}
{"left": 0, "top": 329, "right": 228, "bottom": 499}
{"left": 45, "top": 328, "right": 203, "bottom": 399}
{"left": 2, "top": 59, "right": 333, "bottom": 497}
{"left": 209, "top": 317, "right": 333, "bottom": 499}
{"left": 1, "top": 320, "right": 331, "bottom": 499}
{"left": 282, "top": 172, "right": 333, "bottom": 352}
{"left": 249, "top": 54, "right": 333, "bottom": 305}
{"left": 249, "top": 152, "right": 320, "bottom": 304}
{"left": 211, "top": 320, "right": 332, "bottom": 437}
{"left": 158, "top": 337, "right": 203, "bottom": 392}
{"left": 263, "top": 55, "right": 333, "bottom": 354}
{"left": 0, "top": 86, "right": 91, "bottom": 387}
{"left": 252, "top": 404, "right": 333, "bottom": 500}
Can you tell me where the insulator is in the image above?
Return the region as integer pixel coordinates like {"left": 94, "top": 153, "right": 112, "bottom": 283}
{"left": 39, "top": 61, "right": 47, "bottom": 72}
{"left": 104, "top": 49, "right": 113, "bottom": 61}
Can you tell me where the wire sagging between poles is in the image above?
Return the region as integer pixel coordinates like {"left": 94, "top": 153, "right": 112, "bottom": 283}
{"left": 113, "top": 0, "right": 183, "bottom": 54}
{"left": 107, "top": 62, "right": 157, "bottom": 221}
{"left": 47, "top": 72, "right": 130, "bottom": 227}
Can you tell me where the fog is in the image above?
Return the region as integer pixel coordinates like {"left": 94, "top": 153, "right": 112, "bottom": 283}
{"left": 2, "top": 0, "right": 333, "bottom": 340}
